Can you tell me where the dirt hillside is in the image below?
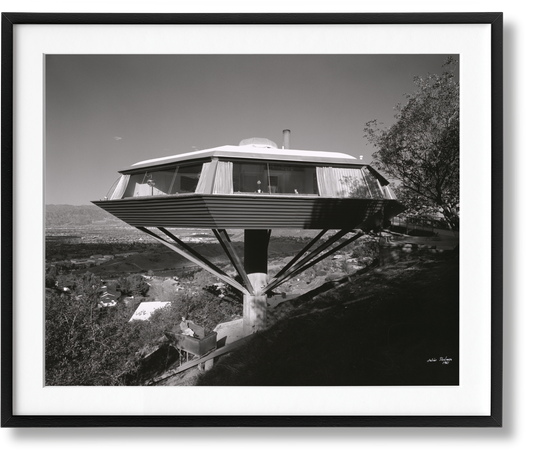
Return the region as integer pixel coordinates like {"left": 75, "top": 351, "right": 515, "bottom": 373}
{"left": 194, "top": 248, "right": 459, "bottom": 386}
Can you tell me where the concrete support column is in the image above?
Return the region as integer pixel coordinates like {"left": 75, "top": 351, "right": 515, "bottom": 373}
{"left": 243, "top": 230, "right": 269, "bottom": 336}
{"left": 243, "top": 274, "right": 268, "bottom": 335}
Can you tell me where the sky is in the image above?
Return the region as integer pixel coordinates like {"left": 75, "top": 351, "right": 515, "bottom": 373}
{"left": 45, "top": 54, "right": 453, "bottom": 205}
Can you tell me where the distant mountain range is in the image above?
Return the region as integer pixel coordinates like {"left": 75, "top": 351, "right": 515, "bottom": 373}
{"left": 46, "top": 204, "right": 124, "bottom": 227}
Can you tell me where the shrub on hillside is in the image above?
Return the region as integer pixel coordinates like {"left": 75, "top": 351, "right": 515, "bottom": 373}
{"left": 45, "top": 277, "right": 145, "bottom": 386}
{"left": 118, "top": 274, "right": 150, "bottom": 296}
{"left": 45, "top": 270, "right": 242, "bottom": 385}
{"left": 350, "top": 235, "right": 379, "bottom": 265}
{"left": 164, "top": 288, "right": 241, "bottom": 332}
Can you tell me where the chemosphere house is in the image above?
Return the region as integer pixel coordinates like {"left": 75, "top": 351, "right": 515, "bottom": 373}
{"left": 93, "top": 131, "right": 404, "bottom": 335}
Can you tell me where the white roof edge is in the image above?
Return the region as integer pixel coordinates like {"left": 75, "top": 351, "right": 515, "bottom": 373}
{"left": 130, "top": 146, "right": 223, "bottom": 167}
{"left": 129, "top": 145, "right": 359, "bottom": 168}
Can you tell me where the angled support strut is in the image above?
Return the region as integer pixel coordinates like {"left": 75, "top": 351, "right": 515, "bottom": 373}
{"left": 274, "top": 229, "right": 329, "bottom": 279}
{"left": 212, "top": 229, "right": 254, "bottom": 294}
{"left": 272, "top": 231, "right": 366, "bottom": 290}
{"left": 263, "top": 229, "right": 364, "bottom": 295}
{"left": 136, "top": 226, "right": 249, "bottom": 296}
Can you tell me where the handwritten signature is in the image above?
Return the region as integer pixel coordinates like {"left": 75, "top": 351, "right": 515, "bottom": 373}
{"left": 427, "top": 357, "right": 452, "bottom": 365}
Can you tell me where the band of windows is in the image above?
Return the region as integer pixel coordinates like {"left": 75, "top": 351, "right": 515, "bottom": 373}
{"left": 108, "top": 160, "right": 394, "bottom": 200}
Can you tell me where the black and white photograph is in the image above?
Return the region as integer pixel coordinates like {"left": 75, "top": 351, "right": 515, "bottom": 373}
{"left": 0, "top": 2, "right": 513, "bottom": 442}
{"left": 44, "top": 53, "right": 460, "bottom": 387}
{"left": 6, "top": 0, "right": 533, "bottom": 453}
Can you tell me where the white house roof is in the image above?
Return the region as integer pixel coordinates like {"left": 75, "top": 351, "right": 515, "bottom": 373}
{"left": 129, "top": 301, "right": 171, "bottom": 322}
{"left": 120, "top": 144, "right": 365, "bottom": 173}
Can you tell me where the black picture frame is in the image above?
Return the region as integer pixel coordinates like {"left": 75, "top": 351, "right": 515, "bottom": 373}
{"left": 1, "top": 12, "right": 503, "bottom": 428}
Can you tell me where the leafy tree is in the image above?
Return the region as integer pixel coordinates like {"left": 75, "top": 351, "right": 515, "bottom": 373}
{"left": 184, "top": 289, "right": 242, "bottom": 331}
{"left": 118, "top": 274, "right": 150, "bottom": 297}
{"left": 364, "top": 57, "right": 459, "bottom": 230}
{"left": 149, "top": 282, "right": 176, "bottom": 302}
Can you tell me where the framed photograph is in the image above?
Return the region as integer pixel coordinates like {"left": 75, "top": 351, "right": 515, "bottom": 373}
{"left": 1, "top": 12, "right": 502, "bottom": 427}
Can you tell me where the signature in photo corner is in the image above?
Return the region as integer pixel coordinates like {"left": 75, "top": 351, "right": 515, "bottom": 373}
{"left": 427, "top": 356, "right": 452, "bottom": 365}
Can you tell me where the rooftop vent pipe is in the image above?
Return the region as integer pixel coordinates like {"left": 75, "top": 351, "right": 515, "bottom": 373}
{"left": 282, "top": 129, "right": 291, "bottom": 149}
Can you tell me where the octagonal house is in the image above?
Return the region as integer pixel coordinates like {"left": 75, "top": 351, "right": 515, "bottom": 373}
{"left": 93, "top": 133, "right": 404, "bottom": 336}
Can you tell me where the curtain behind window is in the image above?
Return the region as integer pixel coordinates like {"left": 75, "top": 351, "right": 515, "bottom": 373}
{"left": 212, "top": 161, "right": 234, "bottom": 194}
{"left": 110, "top": 174, "right": 130, "bottom": 200}
{"left": 195, "top": 162, "right": 213, "bottom": 194}
{"left": 316, "top": 167, "right": 371, "bottom": 198}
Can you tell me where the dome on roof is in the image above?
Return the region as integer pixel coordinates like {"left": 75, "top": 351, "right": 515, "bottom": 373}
{"left": 239, "top": 138, "right": 278, "bottom": 149}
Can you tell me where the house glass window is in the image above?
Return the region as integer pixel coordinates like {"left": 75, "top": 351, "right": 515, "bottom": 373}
{"left": 122, "top": 162, "right": 205, "bottom": 198}
{"left": 362, "top": 167, "right": 385, "bottom": 199}
{"left": 232, "top": 161, "right": 318, "bottom": 195}
{"left": 171, "top": 163, "right": 204, "bottom": 194}
{"left": 316, "top": 167, "right": 371, "bottom": 198}
{"left": 123, "top": 168, "right": 177, "bottom": 198}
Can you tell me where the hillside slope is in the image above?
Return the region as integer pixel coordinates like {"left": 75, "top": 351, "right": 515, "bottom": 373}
{"left": 195, "top": 249, "right": 459, "bottom": 386}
